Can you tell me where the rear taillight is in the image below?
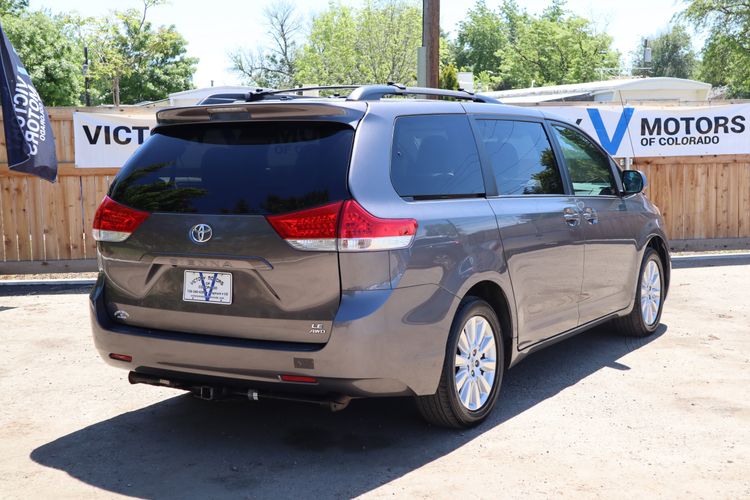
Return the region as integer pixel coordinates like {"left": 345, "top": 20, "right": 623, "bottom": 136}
{"left": 338, "top": 200, "right": 417, "bottom": 251}
{"left": 92, "top": 196, "right": 150, "bottom": 242}
{"left": 266, "top": 201, "right": 342, "bottom": 251}
{"left": 266, "top": 200, "right": 417, "bottom": 252}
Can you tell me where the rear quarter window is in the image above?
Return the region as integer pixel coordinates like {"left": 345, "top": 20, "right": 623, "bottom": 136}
{"left": 390, "top": 114, "right": 485, "bottom": 199}
{"left": 109, "top": 121, "right": 354, "bottom": 215}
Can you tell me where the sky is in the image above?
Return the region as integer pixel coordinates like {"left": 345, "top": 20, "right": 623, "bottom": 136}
{"left": 30, "top": 0, "right": 692, "bottom": 89}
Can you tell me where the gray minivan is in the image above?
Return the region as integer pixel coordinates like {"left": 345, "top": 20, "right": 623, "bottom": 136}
{"left": 90, "top": 84, "right": 669, "bottom": 428}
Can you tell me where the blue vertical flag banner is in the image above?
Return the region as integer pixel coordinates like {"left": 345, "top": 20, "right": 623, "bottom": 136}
{"left": 0, "top": 22, "right": 57, "bottom": 182}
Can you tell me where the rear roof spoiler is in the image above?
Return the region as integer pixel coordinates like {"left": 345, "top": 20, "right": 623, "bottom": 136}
{"left": 155, "top": 101, "right": 367, "bottom": 127}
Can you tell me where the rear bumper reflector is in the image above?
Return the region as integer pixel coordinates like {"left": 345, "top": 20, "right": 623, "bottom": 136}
{"left": 109, "top": 353, "right": 133, "bottom": 362}
{"left": 280, "top": 374, "right": 318, "bottom": 384}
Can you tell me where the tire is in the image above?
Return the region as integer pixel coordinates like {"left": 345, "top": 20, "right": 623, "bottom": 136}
{"left": 416, "top": 297, "right": 505, "bottom": 428}
{"left": 613, "top": 247, "right": 665, "bottom": 337}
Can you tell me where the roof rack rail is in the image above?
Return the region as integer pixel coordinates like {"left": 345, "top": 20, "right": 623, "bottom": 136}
{"left": 196, "top": 84, "right": 501, "bottom": 105}
{"left": 346, "top": 83, "right": 501, "bottom": 103}
{"left": 244, "top": 85, "right": 362, "bottom": 102}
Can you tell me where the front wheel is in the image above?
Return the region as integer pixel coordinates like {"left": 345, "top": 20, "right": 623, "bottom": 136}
{"left": 416, "top": 297, "right": 504, "bottom": 428}
{"left": 613, "top": 247, "right": 665, "bottom": 337}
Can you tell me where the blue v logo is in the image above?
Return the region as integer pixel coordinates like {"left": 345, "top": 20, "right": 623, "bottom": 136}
{"left": 586, "top": 107, "right": 634, "bottom": 155}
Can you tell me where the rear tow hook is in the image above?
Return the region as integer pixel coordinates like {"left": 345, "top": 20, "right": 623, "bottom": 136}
{"left": 197, "top": 386, "right": 215, "bottom": 401}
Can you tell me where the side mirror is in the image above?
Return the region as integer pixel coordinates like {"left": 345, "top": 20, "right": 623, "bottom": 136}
{"left": 621, "top": 170, "right": 647, "bottom": 195}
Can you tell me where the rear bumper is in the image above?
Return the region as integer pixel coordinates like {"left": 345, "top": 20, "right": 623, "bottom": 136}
{"left": 90, "top": 275, "right": 457, "bottom": 397}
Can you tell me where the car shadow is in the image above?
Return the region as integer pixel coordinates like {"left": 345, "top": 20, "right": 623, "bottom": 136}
{"left": 30, "top": 323, "right": 666, "bottom": 499}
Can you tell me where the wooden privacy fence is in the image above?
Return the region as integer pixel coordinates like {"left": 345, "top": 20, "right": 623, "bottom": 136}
{"left": 635, "top": 155, "right": 750, "bottom": 243}
{"left": 0, "top": 170, "right": 113, "bottom": 262}
{"left": 0, "top": 106, "right": 749, "bottom": 265}
{"left": 0, "top": 108, "right": 122, "bottom": 263}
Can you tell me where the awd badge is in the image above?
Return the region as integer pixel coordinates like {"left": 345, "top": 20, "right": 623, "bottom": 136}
{"left": 308, "top": 323, "right": 326, "bottom": 335}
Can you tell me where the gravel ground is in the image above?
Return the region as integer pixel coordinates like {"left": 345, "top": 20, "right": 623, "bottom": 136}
{"left": 0, "top": 261, "right": 748, "bottom": 499}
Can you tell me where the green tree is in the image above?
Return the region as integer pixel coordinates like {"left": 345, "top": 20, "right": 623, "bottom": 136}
{"left": 682, "top": 0, "right": 750, "bottom": 97}
{"left": 632, "top": 25, "right": 697, "bottom": 79}
{"left": 229, "top": 1, "right": 301, "bottom": 88}
{"left": 452, "top": 0, "right": 619, "bottom": 90}
{"left": 296, "top": 0, "right": 421, "bottom": 85}
{"left": 1, "top": 10, "right": 84, "bottom": 106}
{"left": 497, "top": 0, "right": 620, "bottom": 88}
{"left": 87, "top": 0, "right": 197, "bottom": 105}
{"left": 454, "top": 1, "right": 506, "bottom": 75}
{"left": 439, "top": 62, "right": 458, "bottom": 89}
{"left": 0, "top": 0, "right": 27, "bottom": 16}
{"left": 439, "top": 34, "right": 460, "bottom": 88}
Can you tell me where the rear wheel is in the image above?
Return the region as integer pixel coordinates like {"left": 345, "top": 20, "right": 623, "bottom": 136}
{"left": 416, "top": 297, "right": 504, "bottom": 428}
{"left": 613, "top": 247, "right": 665, "bottom": 337}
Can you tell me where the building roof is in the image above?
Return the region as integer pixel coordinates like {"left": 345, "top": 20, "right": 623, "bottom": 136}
{"left": 481, "top": 77, "right": 712, "bottom": 102}
{"left": 168, "top": 86, "right": 254, "bottom": 99}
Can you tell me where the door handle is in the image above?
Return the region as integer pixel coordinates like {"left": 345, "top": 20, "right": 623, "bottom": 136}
{"left": 582, "top": 207, "right": 599, "bottom": 224}
{"left": 563, "top": 207, "right": 580, "bottom": 227}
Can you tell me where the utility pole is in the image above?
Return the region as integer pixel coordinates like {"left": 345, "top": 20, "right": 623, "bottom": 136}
{"left": 82, "top": 46, "right": 91, "bottom": 107}
{"left": 423, "top": 0, "right": 439, "bottom": 88}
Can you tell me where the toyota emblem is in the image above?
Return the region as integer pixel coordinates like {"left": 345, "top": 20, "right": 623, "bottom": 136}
{"left": 189, "top": 224, "right": 213, "bottom": 244}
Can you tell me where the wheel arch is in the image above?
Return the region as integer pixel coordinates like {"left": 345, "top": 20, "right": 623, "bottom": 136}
{"left": 462, "top": 280, "right": 514, "bottom": 370}
{"left": 646, "top": 234, "right": 670, "bottom": 297}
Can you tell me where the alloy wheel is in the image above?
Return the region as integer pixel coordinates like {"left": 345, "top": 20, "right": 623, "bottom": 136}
{"left": 454, "top": 315, "right": 497, "bottom": 411}
{"left": 640, "top": 259, "right": 662, "bottom": 326}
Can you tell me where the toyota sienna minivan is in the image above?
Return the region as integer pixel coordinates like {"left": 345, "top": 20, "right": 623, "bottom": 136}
{"left": 90, "top": 84, "right": 669, "bottom": 428}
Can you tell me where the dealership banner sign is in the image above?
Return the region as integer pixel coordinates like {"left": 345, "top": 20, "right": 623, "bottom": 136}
{"left": 72, "top": 103, "right": 750, "bottom": 167}
{"left": 542, "top": 104, "right": 750, "bottom": 158}
{"left": 73, "top": 112, "right": 156, "bottom": 168}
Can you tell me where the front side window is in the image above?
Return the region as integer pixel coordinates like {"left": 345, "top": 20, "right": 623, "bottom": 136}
{"left": 475, "top": 119, "right": 564, "bottom": 195}
{"left": 391, "top": 115, "right": 485, "bottom": 198}
{"left": 551, "top": 124, "right": 618, "bottom": 196}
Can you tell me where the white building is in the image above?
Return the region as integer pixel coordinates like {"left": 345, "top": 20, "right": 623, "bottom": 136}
{"left": 167, "top": 86, "right": 255, "bottom": 107}
{"left": 481, "top": 77, "right": 712, "bottom": 104}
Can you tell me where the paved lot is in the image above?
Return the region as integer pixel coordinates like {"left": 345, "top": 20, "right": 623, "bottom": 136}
{"left": 1, "top": 260, "right": 749, "bottom": 499}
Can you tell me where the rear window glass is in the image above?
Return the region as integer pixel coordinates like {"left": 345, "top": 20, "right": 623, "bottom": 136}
{"left": 391, "top": 114, "right": 485, "bottom": 198}
{"left": 109, "top": 121, "right": 354, "bottom": 215}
